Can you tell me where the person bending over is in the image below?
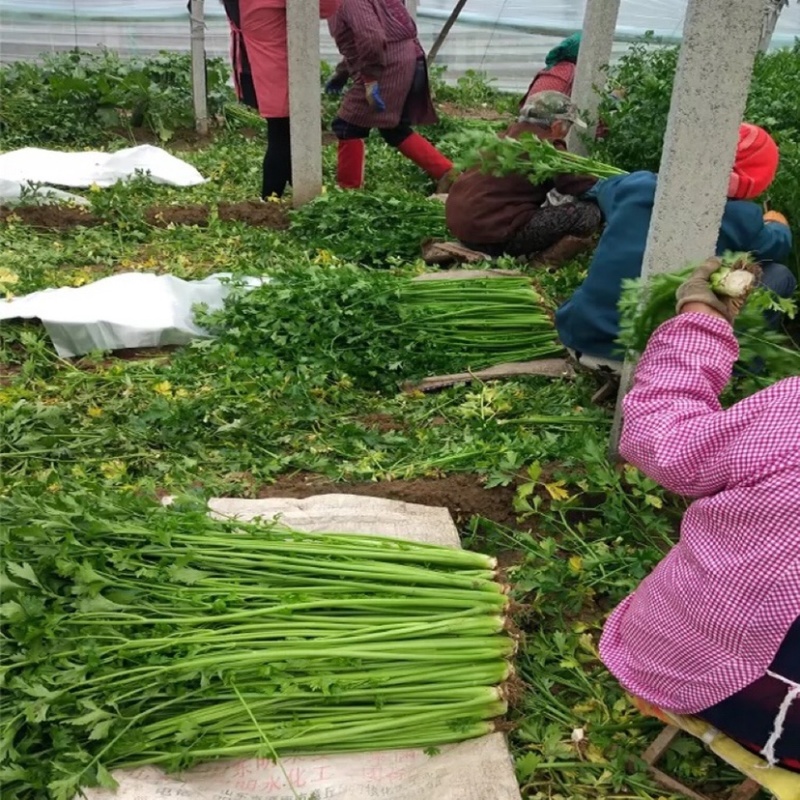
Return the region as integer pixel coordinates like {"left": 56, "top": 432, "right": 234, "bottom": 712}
{"left": 445, "top": 91, "right": 602, "bottom": 261}
{"left": 555, "top": 123, "right": 795, "bottom": 374}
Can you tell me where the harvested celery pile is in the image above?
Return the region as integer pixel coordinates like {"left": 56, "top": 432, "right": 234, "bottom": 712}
{"left": 0, "top": 493, "right": 515, "bottom": 800}
{"left": 401, "top": 276, "right": 563, "bottom": 366}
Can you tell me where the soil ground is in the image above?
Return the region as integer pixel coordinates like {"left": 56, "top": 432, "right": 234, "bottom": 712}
{"left": 255, "top": 471, "right": 521, "bottom": 530}
{"left": 1, "top": 200, "right": 289, "bottom": 231}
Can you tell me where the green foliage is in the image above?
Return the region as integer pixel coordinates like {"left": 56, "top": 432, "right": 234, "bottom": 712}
{"left": 198, "top": 263, "right": 415, "bottom": 391}
{"left": 0, "top": 50, "right": 233, "bottom": 146}
{"left": 455, "top": 129, "right": 626, "bottom": 182}
{"left": 429, "top": 66, "right": 518, "bottom": 114}
{"left": 289, "top": 188, "right": 448, "bottom": 266}
{"left": 1, "top": 47, "right": 797, "bottom": 800}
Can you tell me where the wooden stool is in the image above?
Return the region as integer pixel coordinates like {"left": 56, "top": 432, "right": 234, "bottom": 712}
{"left": 642, "top": 725, "right": 761, "bottom": 800}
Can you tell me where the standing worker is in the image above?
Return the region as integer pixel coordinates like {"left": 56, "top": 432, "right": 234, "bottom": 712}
{"left": 221, "top": 0, "right": 341, "bottom": 200}
{"left": 324, "top": 0, "right": 454, "bottom": 191}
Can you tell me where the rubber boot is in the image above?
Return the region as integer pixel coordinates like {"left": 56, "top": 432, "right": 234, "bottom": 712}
{"left": 336, "top": 138, "right": 366, "bottom": 190}
{"left": 396, "top": 132, "right": 453, "bottom": 181}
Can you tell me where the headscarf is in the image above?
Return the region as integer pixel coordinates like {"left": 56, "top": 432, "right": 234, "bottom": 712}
{"left": 728, "top": 123, "right": 779, "bottom": 200}
{"left": 545, "top": 33, "right": 582, "bottom": 68}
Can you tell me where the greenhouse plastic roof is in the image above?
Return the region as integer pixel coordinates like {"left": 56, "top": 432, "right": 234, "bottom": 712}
{"left": 0, "top": 0, "right": 798, "bottom": 91}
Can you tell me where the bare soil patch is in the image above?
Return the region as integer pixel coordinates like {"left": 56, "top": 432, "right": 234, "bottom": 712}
{"left": 217, "top": 200, "right": 289, "bottom": 228}
{"left": 0, "top": 205, "right": 101, "bottom": 230}
{"left": 439, "top": 101, "right": 509, "bottom": 122}
{"left": 256, "top": 471, "right": 521, "bottom": 529}
{"left": 110, "top": 126, "right": 213, "bottom": 151}
{"left": 2, "top": 200, "right": 289, "bottom": 232}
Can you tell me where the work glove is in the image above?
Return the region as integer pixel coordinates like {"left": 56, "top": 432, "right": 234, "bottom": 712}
{"left": 764, "top": 209, "right": 789, "bottom": 226}
{"left": 324, "top": 70, "right": 349, "bottom": 96}
{"left": 365, "top": 81, "right": 386, "bottom": 112}
{"left": 675, "top": 257, "right": 762, "bottom": 324}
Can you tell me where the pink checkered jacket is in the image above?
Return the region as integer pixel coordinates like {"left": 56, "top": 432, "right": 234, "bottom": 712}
{"left": 599, "top": 312, "right": 800, "bottom": 714}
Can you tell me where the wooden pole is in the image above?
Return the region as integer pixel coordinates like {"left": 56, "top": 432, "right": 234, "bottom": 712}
{"left": 428, "top": 0, "right": 469, "bottom": 64}
{"left": 568, "top": 0, "right": 621, "bottom": 155}
{"left": 189, "top": 0, "right": 209, "bottom": 136}
{"left": 608, "top": 0, "right": 766, "bottom": 460}
{"left": 286, "top": 1, "right": 323, "bottom": 207}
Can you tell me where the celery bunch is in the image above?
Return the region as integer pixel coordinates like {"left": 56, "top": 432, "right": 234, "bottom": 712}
{"left": 617, "top": 252, "right": 799, "bottom": 378}
{"left": 1, "top": 492, "right": 516, "bottom": 800}
{"left": 454, "top": 129, "right": 627, "bottom": 184}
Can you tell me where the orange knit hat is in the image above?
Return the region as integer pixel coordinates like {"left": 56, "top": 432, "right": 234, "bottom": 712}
{"left": 728, "top": 123, "right": 779, "bottom": 200}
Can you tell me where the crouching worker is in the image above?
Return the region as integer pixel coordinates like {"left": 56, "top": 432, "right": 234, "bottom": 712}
{"left": 445, "top": 91, "right": 602, "bottom": 260}
{"left": 326, "top": 0, "right": 453, "bottom": 191}
{"left": 600, "top": 260, "right": 800, "bottom": 772}
{"left": 556, "top": 123, "right": 796, "bottom": 374}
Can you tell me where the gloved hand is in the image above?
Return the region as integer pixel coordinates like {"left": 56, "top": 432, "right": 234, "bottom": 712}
{"left": 324, "top": 70, "right": 348, "bottom": 96}
{"left": 676, "top": 257, "right": 762, "bottom": 324}
{"left": 764, "top": 209, "right": 789, "bottom": 226}
{"left": 365, "top": 81, "right": 386, "bottom": 112}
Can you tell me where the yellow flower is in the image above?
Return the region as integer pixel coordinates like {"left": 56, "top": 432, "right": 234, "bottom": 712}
{"left": 153, "top": 380, "right": 173, "bottom": 397}
{"left": 89, "top": 183, "right": 102, "bottom": 193}
{"left": 100, "top": 460, "right": 127, "bottom": 481}
{"left": 0, "top": 268, "right": 19, "bottom": 285}
{"left": 87, "top": 406, "right": 104, "bottom": 418}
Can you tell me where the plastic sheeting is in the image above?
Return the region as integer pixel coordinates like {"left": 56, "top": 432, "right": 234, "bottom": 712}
{"left": 1, "top": 1, "right": 798, "bottom": 92}
{"left": 0, "top": 272, "right": 267, "bottom": 357}
{"left": 0, "top": 145, "right": 206, "bottom": 189}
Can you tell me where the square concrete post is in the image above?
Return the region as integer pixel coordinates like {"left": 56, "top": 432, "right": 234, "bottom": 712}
{"left": 287, "top": 2, "right": 323, "bottom": 208}
{"left": 608, "top": 0, "right": 766, "bottom": 460}
{"left": 568, "top": 0, "right": 621, "bottom": 155}
{"left": 189, "top": 0, "right": 209, "bottom": 136}
{"left": 760, "top": 0, "right": 789, "bottom": 51}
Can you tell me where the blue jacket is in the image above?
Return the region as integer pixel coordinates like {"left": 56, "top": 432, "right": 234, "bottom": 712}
{"left": 555, "top": 171, "right": 793, "bottom": 360}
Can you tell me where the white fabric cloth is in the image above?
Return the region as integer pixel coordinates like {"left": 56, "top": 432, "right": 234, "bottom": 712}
{"left": 0, "top": 272, "right": 267, "bottom": 357}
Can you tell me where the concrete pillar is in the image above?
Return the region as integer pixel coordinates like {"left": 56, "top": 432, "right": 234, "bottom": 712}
{"left": 568, "top": 0, "right": 621, "bottom": 156}
{"left": 189, "top": 0, "right": 209, "bottom": 136}
{"left": 286, "top": 2, "right": 323, "bottom": 207}
{"left": 608, "top": 0, "right": 766, "bottom": 460}
{"left": 760, "top": 0, "right": 789, "bottom": 51}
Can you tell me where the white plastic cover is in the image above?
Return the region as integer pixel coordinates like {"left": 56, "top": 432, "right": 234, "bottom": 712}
{"left": 0, "top": 145, "right": 206, "bottom": 189}
{"left": 0, "top": 272, "right": 267, "bottom": 357}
